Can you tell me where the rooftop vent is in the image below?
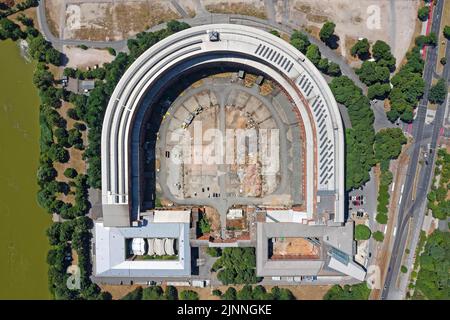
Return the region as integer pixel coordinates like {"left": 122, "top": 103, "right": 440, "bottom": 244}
{"left": 209, "top": 31, "right": 220, "bottom": 42}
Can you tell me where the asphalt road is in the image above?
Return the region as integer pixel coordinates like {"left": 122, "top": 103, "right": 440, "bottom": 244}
{"left": 381, "top": 0, "right": 448, "bottom": 299}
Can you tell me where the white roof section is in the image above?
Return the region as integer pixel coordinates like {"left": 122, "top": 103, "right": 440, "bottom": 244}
{"left": 101, "top": 23, "right": 345, "bottom": 224}
{"left": 266, "top": 209, "right": 309, "bottom": 223}
{"left": 94, "top": 221, "right": 190, "bottom": 277}
{"left": 328, "top": 257, "right": 366, "bottom": 281}
{"left": 131, "top": 238, "right": 146, "bottom": 256}
{"left": 153, "top": 210, "right": 191, "bottom": 223}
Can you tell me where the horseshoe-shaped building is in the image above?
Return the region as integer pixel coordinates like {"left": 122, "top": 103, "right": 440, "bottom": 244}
{"left": 94, "top": 24, "right": 365, "bottom": 282}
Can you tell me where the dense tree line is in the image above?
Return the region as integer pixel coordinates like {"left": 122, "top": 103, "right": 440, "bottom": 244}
{"left": 352, "top": 40, "right": 394, "bottom": 101}
{"left": 219, "top": 285, "right": 295, "bottom": 300}
{"left": 428, "top": 79, "right": 447, "bottom": 104}
{"left": 211, "top": 248, "right": 259, "bottom": 285}
{"left": 0, "top": 16, "right": 100, "bottom": 299}
{"left": 413, "top": 231, "right": 449, "bottom": 300}
{"left": 329, "top": 76, "right": 375, "bottom": 189}
{"left": 323, "top": 283, "right": 371, "bottom": 300}
{"left": 46, "top": 217, "right": 110, "bottom": 300}
{"left": 387, "top": 44, "right": 425, "bottom": 123}
{"left": 121, "top": 285, "right": 194, "bottom": 300}
{"left": 0, "top": 0, "right": 38, "bottom": 19}
{"left": 427, "top": 148, "right": 450, "bottom": 220}
{"left": 290, "top": 30, "right": 341, "bottom": 77}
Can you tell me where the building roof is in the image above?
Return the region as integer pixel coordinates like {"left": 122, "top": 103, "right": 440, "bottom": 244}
{"left": 153, "top": 210, "right": 191, "bottom": 223}
{"left": 94, "top": 220, "right": 190, "bottom": 278}
{"left": 256, "top": 222, "right": 361, "bottom": 278}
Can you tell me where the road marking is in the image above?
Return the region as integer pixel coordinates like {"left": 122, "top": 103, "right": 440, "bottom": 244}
{"left": 393, "top": 227, "right": 397, "bottom": 237}
{"left": 400, "top": 184, "right": 404, "bottom": 193}
{"left": 398, "top": 195, "right": 402, "bottom": 205}
{"left": 391, "top": 182, "right": 395, "bottom": 192}
{"left": 384, "top": 226, "right": 387, "bottom": 234}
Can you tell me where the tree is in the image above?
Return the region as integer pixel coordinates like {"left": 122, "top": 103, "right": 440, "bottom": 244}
{"left": 212, "top": 289, "right": 222, "bottom": 297}
{"left": 374, "top": 128, "right": 407, "bottom": 163}
{"left": 324, "top": 283, "right": 371, "bottom": 300}
{"left": 306, "top": 44, "right": 321, "bottom": 66}
{"left": 355, "top": 224, "right": 371, "bottom": 241}
{"left": 221, "top": 287, "right": 237, "bottom": 300}
{"left": 164, "top": 285, "right": 178, "bottom": 300}
{"left": 373, "top": 231, "right": 384, "bottom": 242}
{"left": 319, "top": 21, "right": 337, "bottom": 47}
{"left": 440, "top": 57, "right": 447, "bottom": 65}
{"left": 46, "top": 223, "right": 62, "bottom": 245}
{"left": 417, "top": 6, "right": 430, "bottom": 21}
{"left": 33, "top": 66, "right": 54, "bottom": 90}
{"left": 206, "top": 247, "right": 222, "bottom": 257}
{"left": 368, "top": 83, "right": 391, "bottom": 100}
{"left": 142, "top": 286, "right": 164, "bottom": 300}
{"left": 269, "top": 30, "right": 280, "bottom": 37}
{"left": 64, "top": 168, "right": 78, "bottom": 179}
{"left": 179, "top": 290, "right": 199, "bottom": 300}
{"left": 271, "top": 286, "right": 295, "bottom": 300}
{"left": 372, "top": 40, "right": 396, "bottom": 71}
{"left": 356, "top": 61, "right": 390, "bottom": 86}
{"left": 37, "top": 163, "right": 57, "bottom": 184}
{"left": 401, "top": 265, "right": 408, "bottom": 273}
{"left": 214, "top": 248, "right": 259, "bottom": 285}
{"left": 376, "top": 213, "right": 388, "bottom": 224}
{"left": 326, "top": 62, "right": 341, "bottom": 76}
{"left": 444, "top": 25, "right": 450, "bottom": 40}
{"left": 290, "top": 30, "right": 310, "bottom": 54}
{"left": 237, "top": 285, "right": 253, "bottom": 300}
{"left": 428, "top": 79, "right": 447, "bottom": 104}
{"left": 48, "top": 144, "right": 69, "bottom": 163}
{"left": 350, "top": 38, "right": 370, "bottom": 60}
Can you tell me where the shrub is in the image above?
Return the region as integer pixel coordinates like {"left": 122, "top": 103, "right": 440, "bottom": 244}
{"left": 63, "top": 168, "right": 78, "bottom": 179}
{"left": 179, "top": 290, "right": 199, "bottom": 300}
{"left": 373, "top": 231, "right": 385, "bottom": 242}
{"left": 355, "top": 224, "right": 371, "bottom": 241}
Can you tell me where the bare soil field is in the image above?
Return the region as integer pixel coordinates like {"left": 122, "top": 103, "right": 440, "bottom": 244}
{"left": 63, "top": 1, "right": 181, "bottom": 41}
{"left": 290, "top": 0, "right": 419, "bottom": 65}
{"left": 63, "top": 46, "right": 115, "bottom": 69}
{"left": 100, "top": 283, "right": 331, "bottom": 300}
{"left": 204, "top": 0, "right": 267, "bottom": 19}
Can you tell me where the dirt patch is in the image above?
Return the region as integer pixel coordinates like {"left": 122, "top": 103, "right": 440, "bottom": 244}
{"left": 63, "top": 46, "right": 114, "bottom": 69}
{"left": 272, "top": 237, "right": 320, "bottom": 259}
{"left": 44, "top": 0, "right": 63, "bottom": 38}
{"left": 290, "top": 0, "right": 419, "bottom": 64}
{"left": 64, "top": 1, "right": 181, "bottom": 41}
{"left": 203, "top": 206, "right": 221, "bottom": 233}
{"left": 204, "top": 0, "right": 267, "bottom": 19}
{"left": 99, "top": 283, "right": 330, "bottom": 300}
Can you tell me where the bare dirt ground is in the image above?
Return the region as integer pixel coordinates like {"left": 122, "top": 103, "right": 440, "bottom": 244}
{"left": 45, "top": 0, "right": 63, "bottom": 38}
{"left": 273, "top": 237, "right": 320, "bottom": 258}
{"left": 63, "top": 46, "right": 115, "bottom": 69}
{"left": 62, "top": 1, "right": 181, "bottom": 41}
{"left": 203, "top": 0, "right": 267, "bottom": 19}
{"left": 53, "top": 102, "right": 87, "bottom": 203}
{"left": 100, "top": 283, "right": 331, "bottom": 300}
{"left": 289, "top": 0, "right": 419, "bottom": 66}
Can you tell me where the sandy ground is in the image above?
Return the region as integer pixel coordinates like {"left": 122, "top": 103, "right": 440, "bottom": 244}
{"left": 99, "top": 283, "right": 331, "bottom": 300}
{"left": 63, "top": 46, "right": 115, "bottom": 69}
{"left": 289, "top": 0, "right": 419, "bottom": 66}
{"left": 203, "top": 0, "right": 267, "bottom": 19}
{"left": 62, "top": 1, "right": 181, "bottom": 41}
{"left": 273, "top": 237, "right": 320, "bottom": 258}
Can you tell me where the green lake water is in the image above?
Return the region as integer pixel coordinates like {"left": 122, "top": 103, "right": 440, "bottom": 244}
{"left": 0, "top": 40, "right": 51, "bottom": 299}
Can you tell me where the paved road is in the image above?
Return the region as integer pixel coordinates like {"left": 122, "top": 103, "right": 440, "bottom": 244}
{"left": 381, "top": 0, "right": 447, "bottom": 300}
